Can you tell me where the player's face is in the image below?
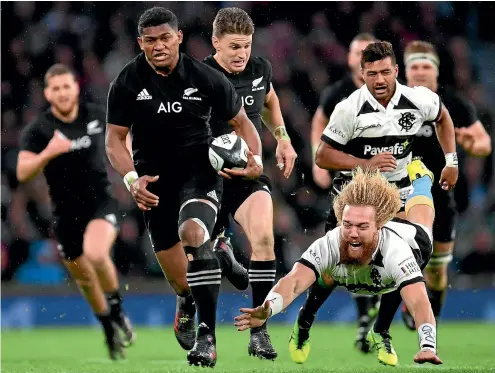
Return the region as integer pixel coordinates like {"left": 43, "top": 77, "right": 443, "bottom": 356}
{"left": 362, "top": 57, "right": 398, "bottom": 103}
{"left": 406, "top": 60, "right": 438, "bottom": 91}
{"left": 340, "top": 205, "right": 379, "bottom": 266}
{"left": 44, "top": 73, "right": 80, "bottom": 115}
{"left": 213, "top": 33, "right": 252, "bottom": 73}
{"left": 348, "top": 40, "right": 373, "bottom": 74}
{"left": 138, "top": 23, "right": 183, "bottom": 70}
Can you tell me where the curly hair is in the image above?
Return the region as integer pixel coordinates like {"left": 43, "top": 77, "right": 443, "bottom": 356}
{"left": 333, "top": 168, "right": 401, "bottom": 227}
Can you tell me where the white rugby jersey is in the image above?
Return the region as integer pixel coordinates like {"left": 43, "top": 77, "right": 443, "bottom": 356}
{"left": 298, "top": 220, "right": 433, "bottom": 295}
{"left": 321, "top": 81, "right": 441, "bottom": 182}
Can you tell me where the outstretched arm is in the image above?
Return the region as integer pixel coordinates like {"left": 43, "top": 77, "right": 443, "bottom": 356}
{"left": 234, "top": 263, "right": 316, "bottom": 330}
{"left": 401, "top": 282, "right": 443, "bottom": 365}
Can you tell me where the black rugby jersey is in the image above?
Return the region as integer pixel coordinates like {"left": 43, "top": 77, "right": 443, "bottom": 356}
{"left": 412, "top": 85, "right": 476, "bottom": 178}
{"left": 203, "top": 55, "right": 272, "bottom": 138}
{"left": 319, "top": 74, "right": 358, "bottom": 118}
{"left": 19, "top": 103, "right": 110, "bottom": 211}
{"left": 107, "top": 53, "right": 242, "bottom": 170}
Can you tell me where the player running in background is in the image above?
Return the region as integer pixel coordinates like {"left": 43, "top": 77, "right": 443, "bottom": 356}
{"left": 290, "top": 41, "right": 458, "bottom": 365}
{"left": 105, "top": 7, "right": 262, "bottom": 367}
{"left": 401, "top": 40, "right": 492, "bottom": 328}
{"left": 203, "top": 7, "right": 297, "bottom": 360}
{"left": 235, "top": 160, "right": 443, "bottom": 367}
{"left": 308, "top": 32, "right": 379, "bottom": 353}
{"left": 17, "top": 64, "right": 134, "bottom": 360}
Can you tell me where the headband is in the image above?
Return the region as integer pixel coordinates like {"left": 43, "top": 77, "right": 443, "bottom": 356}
{"left": 405, "top": 53, "right": 440, "bottom": 70}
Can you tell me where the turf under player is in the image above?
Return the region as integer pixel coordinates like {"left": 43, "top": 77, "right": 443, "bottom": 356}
{"left": 290, "top": 41, "right": 458, "bottom": 365}
{"left": 308, "top": 32, "right": 380, "bottom": 353}
{"left": 105, "top": 7, "right": 262, "bottom": 367}
{"left": 203, "top": 7, "right": 298, "bottom": 360}
{"left": 400, "top": 40, "right": 492, "bottom": 328}
{"left": 235, "top": 160, "right": 443, "bottom": 367}
{"left": 17, "top": 64, "right": 134, "bottom": 360}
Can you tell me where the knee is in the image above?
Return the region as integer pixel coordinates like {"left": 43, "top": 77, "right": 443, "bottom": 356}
{"left": 251, "top": 230, "right": 274, "bottom": 259}
{"left": 424, "top": 265, "right": 448, "bottom": 290}
{"left": 84, "top": 249, "right": 108, "bottom": 268}
{"left": 178, "top": 219, "right": 205, "bottom": 248}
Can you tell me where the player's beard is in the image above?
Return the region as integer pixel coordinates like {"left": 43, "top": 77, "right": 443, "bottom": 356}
{"left": 52, "top": 98, "right": 77, "bottom": 118}
{"left": 339, "top": 231, "right": 379, "bottom": 266}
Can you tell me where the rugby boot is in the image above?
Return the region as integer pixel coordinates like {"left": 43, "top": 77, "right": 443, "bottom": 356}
{"left": 174, "top": 295, "right": 196, "bottom": 350}
{"left": 187, "top": 332, "right": 217, "bottom": 367}
{"left": 213, "top": 235, "right": 249, "bottom": 290}
{"left": 367, "top": 329, "right": 398, "bottom": 367}
{"left": 248, "top": 328, "right": 277, "bottom": 360}
{"left": 288, "top": 307, "right": 311, "bottom": 364}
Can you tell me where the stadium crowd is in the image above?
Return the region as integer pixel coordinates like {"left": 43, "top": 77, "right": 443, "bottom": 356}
{"left": 2, "top": 1, "right": 494, "bottom": 283}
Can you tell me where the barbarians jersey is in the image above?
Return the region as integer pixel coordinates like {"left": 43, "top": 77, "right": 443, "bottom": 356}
{"left": 298, "top": 219, "right": 432, "bottom": 295}
{"left": 203, "top": 55, "right": 272, "bottom": 139}
{"left": 107, "top": 53, "right": 242, "bottom": 173}
{"left": 413, "top": 85, "right": 476, "bottom": 178}
{"left": 319, "top": 74, "right": 359, "bottom": 119}
{"left": 321, "top": 81, "right": 442, "bottom": 183}
{"left": 19, "top": 103, "right": 110, "bottom": 212}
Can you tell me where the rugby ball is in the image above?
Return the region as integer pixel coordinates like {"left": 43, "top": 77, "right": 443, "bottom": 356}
{"left": 209, "top": 134, "right": 248, "bottom": 172}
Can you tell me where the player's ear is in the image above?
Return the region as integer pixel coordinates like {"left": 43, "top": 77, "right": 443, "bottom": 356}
{"left": 137, "top": 37, "right": 144, "bottom": 51}
{"left": 43, "top": 86, "right": 51, "bottom": 102}
{"left": 394, "top": 64, "right": 399, "bottom": 77}
{"left": 177, "top": 30, "right": 183, "bottom": 44}
{"left": 212, "top": 36, "right": 220, "bottom": 51}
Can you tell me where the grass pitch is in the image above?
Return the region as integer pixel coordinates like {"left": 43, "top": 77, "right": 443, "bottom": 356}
{"left": 2, "top": 322, "right": 494, "bottom": 373}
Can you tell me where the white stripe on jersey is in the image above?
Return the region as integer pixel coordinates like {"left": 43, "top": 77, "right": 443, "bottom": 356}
{"left": 322, "top": 81, "right": 441, "bottom": 182}
{"left": 300, "top": 220, "right": 432, "bottom": 295}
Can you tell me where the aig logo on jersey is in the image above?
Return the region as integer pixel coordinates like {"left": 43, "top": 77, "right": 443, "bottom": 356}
{"left": 157, "top": 101, "right": 182, "bottom": 113}
{"left": 241, "top": 95, "right": 254, "bottom": 106}
{"left": 70, "top": 135, "right": 92, "bottom": 151}
{"left": 252, "top": 76, "right": 265, "bottom": 91}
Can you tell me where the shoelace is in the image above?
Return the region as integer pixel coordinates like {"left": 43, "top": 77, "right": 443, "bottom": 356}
{"left": 379, "top": 332, "right": 393, "bottom": 354}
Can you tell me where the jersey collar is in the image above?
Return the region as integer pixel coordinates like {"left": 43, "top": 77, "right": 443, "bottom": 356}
{"left": 141, "top": 52, "right": 185, "bottom": 78}
{"left": 364, "top": 80, "right": 402, "bottom": 110}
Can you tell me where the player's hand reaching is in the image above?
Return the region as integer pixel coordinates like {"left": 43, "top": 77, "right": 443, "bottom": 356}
{"left": 455, "top": 127, "right": 475, "bottom": 151}
{"left": 130, "top": 175, "right": 160, "bottom": 211}
{"left": 439, "top": 166, "right": 458, "bottom": 191}
{"left": 365, "top": 152, "right": 397, "bottom": 172}
{"left": 219, "top": 151, "right": 263, "bottom": 180}
{"left": 44, "top": 130, "right": 72, "bottom": 159}
{"left": 276, "top": 140, "right": 297, "bottom": 178}
{"left": 414, "top": 349, "right": 443, "bottom": 365}
{"left": 234, "top": 300, "right": 271, "bottom": 331}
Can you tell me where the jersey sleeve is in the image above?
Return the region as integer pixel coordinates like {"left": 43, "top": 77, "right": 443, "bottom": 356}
{"left": 319, "top": 86, "right": 339, "bottom": 118}
{"left": 385, "top": 250, "right": 424, "bottom": 291}
{"left": 297, "top": 234, "right": 336, "bottom": 279}
{"left": 414, "top": 86, "right": 442, "bottom": 122}
{"left": 209, "top": 72, "right": 243, "bottom": 121}
{"left": 19, "top": 121, "right": 48, "bottom": 154}
{"left": 106, "top": 80, "right": 134, "bottom": 127}
{"left": 320, "top": 99, "right": 355, "bottom": 150}
{"left": 264, "top": 58, "right": 273, "bottom": 95}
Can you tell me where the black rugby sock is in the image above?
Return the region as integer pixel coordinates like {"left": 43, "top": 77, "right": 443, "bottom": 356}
{"left": 185, "top": 243, "right": 221, "bottom": 338}
{"left": 106, "top": 290, "right": 123, "bottom": 318}
{"left": 428, "top": 287, "right": 447, "bottom": 318}
{"left": 374, "top": 289, "right": 402, "bottom": 333}
{"left": 298, "top": 281, "right": 333, "bottom": 329}
{"left": 249, "top": 260, "right": 276, "bottom": 334}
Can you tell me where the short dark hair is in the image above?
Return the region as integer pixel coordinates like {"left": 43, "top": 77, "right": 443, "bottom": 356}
{"left": 138, "top": 7, "right": 178, "bottom": 36}
{"left": 361, "top": 41, "right": 396, "bottom": 68}
{"left": 350, "top": 33, "right": 376, "bottom": 46}
{"left": 44, "top": 64, "right": 76, "bottom": 86}
{"left": 213, "top": 7, "right": 255, "bottom": 38}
